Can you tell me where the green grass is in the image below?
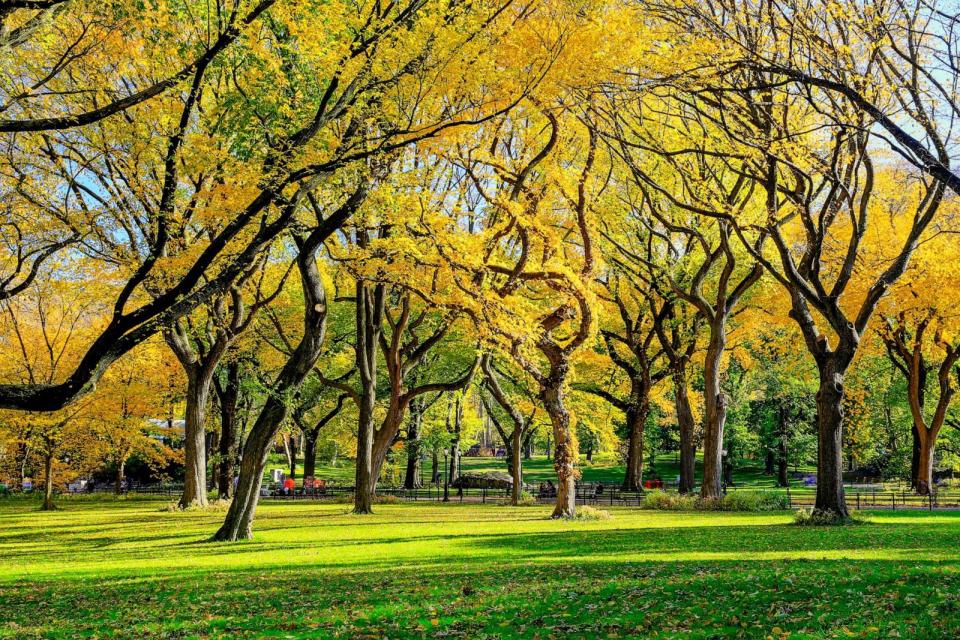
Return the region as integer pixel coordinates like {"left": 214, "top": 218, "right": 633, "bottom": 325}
{"left": 2, "top": 497, "right": 959, "bottom": 638}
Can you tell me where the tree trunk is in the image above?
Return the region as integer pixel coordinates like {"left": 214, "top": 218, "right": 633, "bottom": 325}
{"left": 114, "top": 459, "right": 125, "bottom": 495}
{"left": 674, "top": 369, "right": 696, "bottom": 494}
{"left": 403, "top": 406, "right": 423, "bottom": 490}
{"left": 622, "top": 402, "right": 647, "bottom": 492}
{"left": 523, "top": 431, "right": 533, "bottom": 460}
{"left": 283, "top": 432, "right": 298, "bottom": 480}
{"left": 41, "top": 451, "right": 55, "bottom": 511}
{"left": 701, "top": 324, "right": 727, "bottom": 500}
{"left": 212, "top": 228, "right": 335, "bottom": 541}
{"left": 777, "top": 438, "right": 789, "bottom": 487}
{"left": 814, "top": 363, "right": 849, "bottom": 519}
{"left": 354, "top": 392, "right": 377, "bottom": 514}
{"left": 216, "top": 362, "right": 239, "bottom": 499}
{"left": 302, "top": 433, "right": 318, "bottom": 479}
{"left": 764, "top": 449, "right": 775, "bottom": 475}
{"left": 911, "top": 424, "right": 922, "bottom": 490}
{"left": 180, "top": 372, "right": 211, "bottom": 508}
{"left": 353, "top": 280, "right": 383, "bottom": 515}
{"left": 542, "top": 375, "right": 576, "bottom": 518}
{"left": 430, "top": 449, "right": 440, "bottom": 484}
{"left": 916, "top": 433, "right": 935, "bottom": 495}
{"left": 509, "top": 429, "right": 523, "bottom": 505}
{"left": 213, "top": 411, "right": 277, "bottom": 541}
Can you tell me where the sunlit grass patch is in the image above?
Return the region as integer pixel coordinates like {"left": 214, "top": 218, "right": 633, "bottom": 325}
{"left": 1, "top": 498, "right": 958, "bottom": 638}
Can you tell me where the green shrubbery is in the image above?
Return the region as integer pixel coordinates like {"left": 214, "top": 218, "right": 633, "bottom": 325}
{"left": 642, "top": 490, "right": 697, "bottom": 511}
{"left": 571, "top": 505, "right": 611, "bottom": 520}
{"left": 793, "top": 508, "right": 870, "bottom": 526}
{"left": 642, "top": 490, "right": 789, "bottom": 512}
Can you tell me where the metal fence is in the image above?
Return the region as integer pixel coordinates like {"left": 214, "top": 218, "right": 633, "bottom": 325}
{"left": 28, "top": 479, "right": 960, "bottom": 511}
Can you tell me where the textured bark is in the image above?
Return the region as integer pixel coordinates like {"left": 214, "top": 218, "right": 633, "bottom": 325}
{"left": 283, "top": 433, "right": 300, "bottom": 479}
{"left": 41, "top": 451, "right": 55, "bottom": 511}
{"left": 509, "top": 429, "right": 523, "bottom": 504}
{"left": 917, "top": 436, "right": 936, "bottom": 495}
{"left": 674, "top": 368, "right": 697, "bottom": 494}
{"left": 214, "top": 361, "right": 240, "bottom": 499}
{"left": 403, "top": 398, "right": 425, "bottom": 490}
{"left": 911, "top": 425, "right": 921, "bottom": 491}
{"left": 114, "top": 459, "right": 125, "bottom": 495}
{"left": 430, "top": 449, "right": 440, "bottom": 484}
{"left": 622, "top": 403, "right": 647, "bottom": 492}
{"left": 814, "top": 364, "right": 849, "bottom": 519}
{"left": 302, "top": 433, "right": 318, "bottom": 479}
{"left": 543, "top": 375, "right": 576, "bottom": 518}
{"left": 179, "top": 371, "right": 212, "bottom": 507}
{"left": 700, "top": 322, "right": 727, "bottom": 499}
{"left": 353, "top": 280, "right": 383, "bottom": 515}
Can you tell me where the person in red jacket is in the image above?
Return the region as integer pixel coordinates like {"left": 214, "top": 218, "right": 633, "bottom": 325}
{"left": 283, "top": 477, "right": 295, "bottom": 496}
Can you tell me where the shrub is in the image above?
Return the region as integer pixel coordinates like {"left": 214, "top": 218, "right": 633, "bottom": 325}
{"left": 714, "top": 491, "right": 790, "bottom": 512}
{"left": 642, "top": 490, "right": 697, "bottom": 511}
{"left": 161, "top": 499, "right": 231, "bottom": 513}
{"left": 793, "top": 508, "right": 870, "bottom": 526}
{"left": 642, "top": 490, "right": 789, "bottom": 512}
{"left": 572, "top": 505, "right": 611, "bottom": 520}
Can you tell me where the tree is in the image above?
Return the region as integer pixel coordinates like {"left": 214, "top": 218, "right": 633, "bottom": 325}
{"left": 575, "top": 273, "right": 671, "bottom": 491}
{"left": 0, "top": 0, "right": 525, "bottom": 413}
{"left": 645, "top": 0, "right": 958, "bottom": 520}
{"left": 165, "top": 257, "right": 288, "bottom": 508}
{"left": 481, "top": 355, "right": 537, "bottom": 504}
{"left": 880, "top": 312, "right": 960, "bottom": 494}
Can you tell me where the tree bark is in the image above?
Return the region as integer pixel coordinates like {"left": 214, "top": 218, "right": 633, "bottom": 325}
{"left": 916, "top": 434, "right": 936, "bottom": 495}
{"left": 353, "top": 280, "right": 383, "bottom": 515}
{"left": 814, "top": 363, "right": 849, "bottom": 519}
{"left": 283, "top": 432, "right": 298, "bottom": 480}
{"left": 41, "top": 451, "right": 55, "bottom": 510}
{"left": 674, "top": 369, "right": 696, "bottom": 494}
{"left": 215, "top": 361, "right": 240, "bottom": 499}
{"left": 114, "top": 459, "right": 125, "bottom": 495}
{"left": 542, "top": 373, "right": 576, "bottom": 518}
{"left": 622, "top": 402, "right": 647, "bottom": 492}
{"left": 180, "top": 371, "right": 212, "bottom": 507}
{"left": 911, "top": 424, "right": 921, "bottom": 490}
{"left": 403, "top": 401, "right": 424, "bottom": 490}
{"left": 700, "top": 323, "right": 727, "bottom": 499}
{"left": 509, "top": 428, "right": 523, "bottom": 504}
{"left": 302, "top": 432, "right": 318, "bottom": 479}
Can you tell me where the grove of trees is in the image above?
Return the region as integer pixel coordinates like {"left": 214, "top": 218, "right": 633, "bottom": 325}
{"left": 1, "top": 0, "right": 959, "bottom": 537}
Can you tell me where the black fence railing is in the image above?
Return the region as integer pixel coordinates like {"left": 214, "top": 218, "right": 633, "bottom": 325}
{"left": 12, "top": 479, "right": 960, "bottom": 511}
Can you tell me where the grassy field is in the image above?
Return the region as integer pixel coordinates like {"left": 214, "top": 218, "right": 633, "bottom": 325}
{"left": 2, "top": 498, "right": 959, "bottom": 639}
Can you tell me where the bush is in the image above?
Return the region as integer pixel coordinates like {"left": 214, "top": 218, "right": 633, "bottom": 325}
{"left": 643, "top": 490, "right": 697, "bottom": 511}
{"left": 642, "top": 490, "right": 789, "bottom": 512}
{"left": 572, "top": 505, "right": 611, "bottom": 520}
{"left": 714, "top": 491, "right": 790, "bottom": 512}
{"left": 793, "top": 508, "right": 870, "bottom": 526}
{"left": 161, "top": 499, "right": 231, "bottom": 513}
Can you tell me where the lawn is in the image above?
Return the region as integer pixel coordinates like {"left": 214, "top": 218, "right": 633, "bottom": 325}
{"left": 2, "top": 498, "right": 959, "bottom": 639}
